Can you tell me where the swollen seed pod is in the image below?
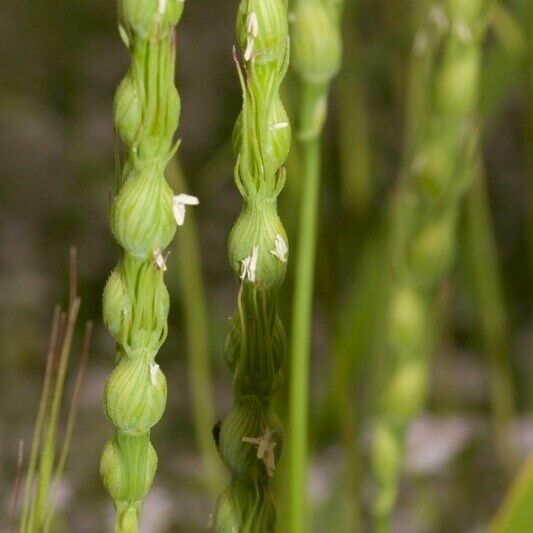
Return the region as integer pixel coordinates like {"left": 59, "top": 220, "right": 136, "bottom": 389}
{"left": 413, "top": 128, "right": 456, "bottom": 198}
{"left": 111, "top": 170, "right": 176, "bottom": 258}
{"left": 383, "top": 361, "right": 427, "bottom": 419}
{"left": 218, "top": 400, "right": 283, "bottom": 480}
{"left": 100, "top": 434, "right": 158, "bottom": 503}
{"left": 233, "top": 96, "right": 291, "bottom": 180}
{"left": 447, "top": 0, "right": 483, "bottom": 24}
{"left": 371, "top": 423, "right": 402, "bottom": 486}
{"left": 104, "top": 356, "right": 167, "bottom": 434}
{"left": 435, "top": 47, "right": 479, "bottom": 116}
{"left": 103, "top": 265, "right": 131, "bottom": 339}
{"left": 410, "top": 216, "right": 455, "bottom": 287}
{"left": 228, "top": 202, "right": 288, "bottom": 289}
{"left": 120, "top": 0, "right": 184, "bottom": 37}
{"left": 114, "top": 74, "right": 143, "bottom": 148}
{"left": 292, "top": 0, "right": 342, "bottom": 85}
{"left": 388, "top": 285, "right": 426, "bottom": 354}
{"left": 236, "top": 0, "right": 288, "bottom": 62}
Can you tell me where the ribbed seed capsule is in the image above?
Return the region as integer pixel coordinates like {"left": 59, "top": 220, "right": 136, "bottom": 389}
{"left": 103, "top": 265, "right": 131, "bottom": 339}
{"left": 111, "top": 169, "right": 176, "bottom": 258}
{"left": 228, "top": 202, "right": 288, "bottom": 290}
{"left": 292, "top": 0, "right": 342, "bottom": 84}
{"left": 120, "top": 0, "right": 184, "bottom": 38}
{"left": 104, "top": 354, "right": 167, "bottom": 433}
{"left": 114, "top": 74, "right": 143, "bottom": 148}
{"left": 219, "top": 400, "right": 283, "bottom": 480}
{"left": 236, "top": 0, "right": 288, "bottom": 62}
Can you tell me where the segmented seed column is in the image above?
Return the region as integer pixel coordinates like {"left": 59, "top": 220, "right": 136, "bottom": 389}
{"left": 100, "top": 1, "right": 188, "bottom": 531}
{"left": 215, "top": 1, "right": 291, "bottom": 531}
{"left": 372, "top": 1, "right": 488, "bottom": 530}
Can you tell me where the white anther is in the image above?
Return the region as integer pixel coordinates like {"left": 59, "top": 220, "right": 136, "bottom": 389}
{"left": 270, "top": 234, "right": 288, "bottom": 263}
{"left": 242, "top": 429, "right": 277, "bottom": 477}
{"left": 158, "top": 0, "right": 167, "bottom": 15}
{"left": 240, "top": 245, "right": 259, "bottom": 283}
{"left": 244, "top": 37, "right": 255, "bottom": 61}
{"left": 152, "top": 249, "right": 168, "bottom": 271}
{"left": 246, "top": 12, "right": 259, "bottom": 38}
{"left": 270, "top": 121, "right": 289, "bottom": 131}
{"left": 243, "top": 12, "right": 259, "bottom": 61}
{"left": 173, "top": 193, "right": 199, "bottom": 226}
{"left": 429, "top": 4, "right": 448, "bottom": 32}
{"left": 150, "top": 363, "right": 160, "bottom": 386}
{"left": 454, "top": 20, "right": 472, "bottom": 43}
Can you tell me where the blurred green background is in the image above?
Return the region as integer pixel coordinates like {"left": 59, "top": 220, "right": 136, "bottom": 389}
{"left": 0, "top": 0, "right": 531, "bottom": 531}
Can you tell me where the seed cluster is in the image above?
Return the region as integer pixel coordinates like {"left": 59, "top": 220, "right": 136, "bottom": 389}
{"left": 215, "top": 0, "right": 291, "bottom": 530}
{"left": 372, "top": 0, "right": 488, "bottom": 522}
{"left": 99, "top": 1, "right": 193, "bottom": 531}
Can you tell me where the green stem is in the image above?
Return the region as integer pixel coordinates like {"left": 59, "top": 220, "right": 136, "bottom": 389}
{"left": 464, "top": 159, "right": 516, "bottom": 474}
{"left": 288, "top": 81, "right": 324, "bottom": 533}
{"left": 166, "top": 158, "right": 226, "bottom": 496}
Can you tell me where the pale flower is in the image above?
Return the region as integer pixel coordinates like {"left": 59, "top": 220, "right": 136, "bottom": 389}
{"left": 152, "top": 249, "right": 168, "bottom": 271}
{"left": 173, "top": 193, "right": 199, "bottom": 226}
{"left": 242, "top": 429, "right": 277, "bottom": 477}
{"left": 240, "top": 245, "right": 259, "bottom": 282}
{"left": 150, "top": 363, "right": 160, "bottom": 386}
{"left": 270, "top": 234, "right": 288, "bottom": 263}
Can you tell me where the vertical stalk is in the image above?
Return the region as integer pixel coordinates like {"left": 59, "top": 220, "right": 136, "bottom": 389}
{"left": 100, "top": 3, "right": 191, "bottom": 531}
{"left": 464, "top": 159, "right": 516, "bottom": 473}
{"left": 166, "top": 158, "right": 225, "bottom": 496}
{"left": 371, "top": 1, "right": 490, "bottom": 528}
{"left": 288, "top": 82, "right": 322, "bottom": 533}
{"left": 214, "top": 1, "right": 292, "bottom": 530}
{"left": 288, "top": 2, "right": 343, "bottom": 530}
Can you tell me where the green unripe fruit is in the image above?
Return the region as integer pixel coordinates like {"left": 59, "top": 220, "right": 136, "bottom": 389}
{"left": 104, "top": 355, "right": 167, "bottom": 434}
{"left": 292, "top": 0, "right": 342, "bottom": 84}
{"left": 413, "top": 133, "right": 456, "bottom": 198}
{"left": 228, "top": 201, "right": 288, "bottom": 290}
{"left": 117, "top": 506, "right": 139, "bottom": 533}
{"left": 388, "top": 285, "right": 426, "bottom": 355}
{"left": 100, "top": 434, "right": 157, "bottom": 502}
{"left": 410, "top": 216, "right": 455, "bottom": 286}
{"left": 111, "top": 170, "right": 176, "bottom": 259}
{"left": 384, "top": 361, "right": 427, "bottom": 419}
{"left": 103, "top": 266, "right": 131, "bottom": 339}
{"left": 447, "top": 0, "right": 483, "bottom": 24}
{"left": 114, "top": 74, "right": 143, "bottom": 148}
{"left": 435, "top": 47, "right": 479, "bottom": 116}
{"left": 120, "top": 0, "right": 184, "bottom": 38}
{"left": 219, "top": 399, "right": 283, "bottom": 480}
{"left": 371, "top": 423, "right": 402, "bottom": 485}
{"left": 233, "top": 96, "right": 291, "bottom": 180}
{"left": 236, "top": 0, "right": 288, "bottom": 62}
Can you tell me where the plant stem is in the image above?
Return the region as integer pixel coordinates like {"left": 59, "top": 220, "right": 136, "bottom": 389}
{"left": 166, "top": 158, "right": 225, "bottom": 496}
{"left": 464, "top": 160, "right": 516, "bottom": 474}
{"left": 288, "top": 80, "right": 323, "bottom": 533}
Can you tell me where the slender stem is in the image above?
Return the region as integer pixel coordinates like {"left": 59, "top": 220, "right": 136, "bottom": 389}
{"left": 43, "top": 321, "right": 93, "bottom": 532}
{"left": 166, "top": 158, "right": 225, "bottom": 496}
{"left": 32, "top": 297, "right": 80, "bottom": 527}
{"left": 464, "top": 161, "right": 516, "bottom": 473}
{"left": 20, "top": 307, "right": 61, "bottom": 533}
{"left": 288, "top": 81, "right": 323, "bottom": 533}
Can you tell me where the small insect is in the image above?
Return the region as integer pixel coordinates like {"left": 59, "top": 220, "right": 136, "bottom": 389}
{"left": 212, "top": 420, "right": 222, "bottom": 449}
